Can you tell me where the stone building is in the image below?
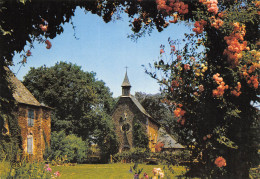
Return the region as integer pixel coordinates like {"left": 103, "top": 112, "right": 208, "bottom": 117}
{"left": 111, "top": 71, "right": 160, "bottom": 152}
{"left": 7, "top": 71, "right": 51, "bottom": 161}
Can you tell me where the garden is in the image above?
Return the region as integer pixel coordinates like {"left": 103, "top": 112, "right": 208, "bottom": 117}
{"left": 0, "top": 0, "right": 259, "bottom": 179}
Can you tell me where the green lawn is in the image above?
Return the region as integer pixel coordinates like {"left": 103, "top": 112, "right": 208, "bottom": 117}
{"left": 1, "top": 162, "right": 259, "bottom": 178}
{"left": 51, "top": 163, "right": 187, "bottom": 179}
{"left": 0, "top": 162, "right": 187, "bottom": 178}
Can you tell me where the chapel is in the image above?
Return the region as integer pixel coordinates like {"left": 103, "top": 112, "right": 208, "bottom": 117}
{"left": 111, "top": 71, "right": 160, "bottom": 152}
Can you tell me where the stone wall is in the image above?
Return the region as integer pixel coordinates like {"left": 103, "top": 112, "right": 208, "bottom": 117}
{"left": 17, "top": 104, "right": 51, "bottom": 161}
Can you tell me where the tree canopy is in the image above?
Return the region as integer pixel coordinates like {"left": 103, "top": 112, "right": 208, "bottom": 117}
{"left": 23, "top": 62, "right": 114, "bottom": 134}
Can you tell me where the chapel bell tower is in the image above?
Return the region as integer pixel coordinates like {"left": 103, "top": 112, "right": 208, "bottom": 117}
{"left": 121, "top": 70, "right": 131, "bottom": 96}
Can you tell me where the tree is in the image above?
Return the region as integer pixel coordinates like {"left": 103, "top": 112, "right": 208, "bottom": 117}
{"left": 91, "top": 111, "right": 119, "bottom": 162}
{"left": 24, "top": 62, "right": 96, "bottom": 134}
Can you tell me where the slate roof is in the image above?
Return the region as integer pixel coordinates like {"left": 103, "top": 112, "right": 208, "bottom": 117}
{"left": 157, "top": 128, "right": 184, "bottom": 149}
{"left": 130, "top": 95, "right": 152, "bottom": 118}
{"left": 121, "top": 71, "right": 131, "bottom": 87}
{"left": 6, "top": 67, "right": 48, "bottom": 108}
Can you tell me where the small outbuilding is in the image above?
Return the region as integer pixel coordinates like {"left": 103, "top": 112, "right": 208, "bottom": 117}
{"left": 6, "top": 69, "right": 51, "bottom": 161}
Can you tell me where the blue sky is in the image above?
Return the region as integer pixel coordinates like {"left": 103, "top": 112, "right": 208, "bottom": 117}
{"left": 11, "top": 7, "right": 192, "bottom": 97}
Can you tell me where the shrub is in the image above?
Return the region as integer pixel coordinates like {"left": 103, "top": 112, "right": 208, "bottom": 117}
{"left": 153, "top": 150, "right": 191, "bottom": 166}
{"left": 46, "top": 131, "right": 88, "bottom": 164}
{"left": 114, "top": 148, "right": 150, "bottom": 163}
{"left": 1, "top": 162, "right": 53, "bottom": 179}
{"left": 0, "top": 134, "right": 22, "bottom": 162}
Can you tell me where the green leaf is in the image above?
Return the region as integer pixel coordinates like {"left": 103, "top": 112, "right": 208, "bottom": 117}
{"left": 19, "top": 0, "right": 31, "bottom": 4}
{"left": 217, "top": 136, "right": 238, "bottom": 149}
{"left": 226, "top": 109, "right": 241, "bottom": 118}
{"left": 19, "top": 0, "right": 26, "bottom": 4}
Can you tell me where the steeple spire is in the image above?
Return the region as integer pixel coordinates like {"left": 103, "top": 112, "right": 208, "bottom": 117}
{"left": 121, "top": 71, "right": 131, "bottom": 87}
{"left": 121, "top": 68, "right": 131, "bottom": 96}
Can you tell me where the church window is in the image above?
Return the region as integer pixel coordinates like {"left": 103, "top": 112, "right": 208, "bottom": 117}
{"left": 28, "top": 109, "right": 34, "bottom": 127}
{"left": 122, "top": 123, "right": 131, "bottom": 132}
{"left": 27, "top": 135, "right": 33, "bottom": 154}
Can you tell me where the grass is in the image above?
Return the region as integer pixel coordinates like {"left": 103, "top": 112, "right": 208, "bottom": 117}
{"left": 1, "top": 161, "right": 258, "bottom": 178}
{"left": 51, "top": 163, "right": 187, "bottom": 179}
{"left": 0, "top": 162, "right": 187, "bottom": 178}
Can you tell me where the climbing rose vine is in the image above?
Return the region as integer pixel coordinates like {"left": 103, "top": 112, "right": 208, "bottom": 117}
{"left": 145, "top": 0, "right": 259, "bottom": 178}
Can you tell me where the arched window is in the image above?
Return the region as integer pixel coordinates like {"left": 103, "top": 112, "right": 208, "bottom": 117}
{"left": 122, "top": 123, "right": 130, "bottom": 132}
{"left": 27, "top": 135, "right": 33, "bottom": 154}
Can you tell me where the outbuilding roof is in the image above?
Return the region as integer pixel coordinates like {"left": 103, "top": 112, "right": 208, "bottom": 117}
{"left": 157, "top": 128, "right": 184, "bottom": 149}
{"left": 6, "top": 67, "right": 49, "bottom": 108}
{"left": 10, "top": 73, "right": 41, "bottom": 106}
